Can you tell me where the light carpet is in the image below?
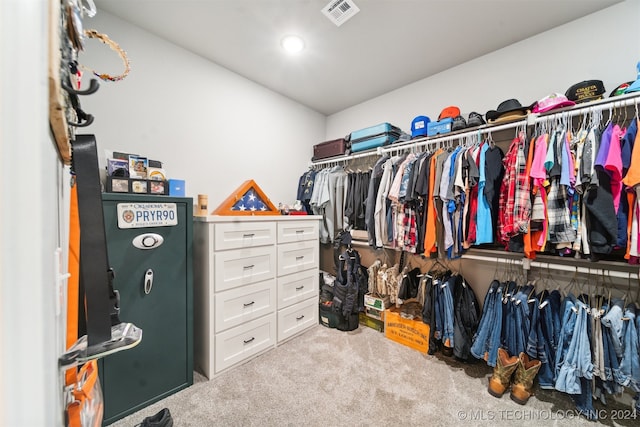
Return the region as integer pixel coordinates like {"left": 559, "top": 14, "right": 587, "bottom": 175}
{"left": 108, "top": 324, "right": 636, "bottom": 427}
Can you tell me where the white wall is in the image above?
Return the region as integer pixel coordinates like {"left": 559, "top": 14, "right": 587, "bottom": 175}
{"left": 326, "top": 0, "right": 640, "bottom": 139}
{"left": 324, "top": 0, "right": 640, "bottom": 306}
{"left": 1, "top": 1, "right": 65, "bottom": 426}
{"left": 81, "top": 11, "right": 326, "bottom": 210}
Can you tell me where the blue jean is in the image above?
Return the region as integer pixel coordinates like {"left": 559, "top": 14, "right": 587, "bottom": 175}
{"left": 441, "top": 276, "right": 455, "bottom": 347}
{"left": 601, "top": 298, "right": 625, "bottom": 359}
{"left": 515, "top": 285, "right": 532, "bottom": 355}
{"left": 619, "top": 303, "right": 640, "bottom": 392}
{"left": 502, "top": 281, "right": 519, "bottom": 355}
{"left": 572, "top": 377, "right": 598, "bottom": 420}
{"left": 555, "top": 294, "right": 579, "bottom": 393}
{"left": 433, "top": 277, "right": 443, "bottom": 340}
{"left": 471, "top": 280, "right": 499, "bottom": 360}
{"left": 531, "top": 290, "right": 557, "bottom": 389}
{"left": 470, "top": 280, "right": 503, "bottom": 366}
{"left": 486, "top": 283, "right": 505, "bottom": 367}
{"left": 556, "top": 298, "right": 594, "bottom": 393}
{"left": 601, "top": 322, "right": 624, "bottom": 395}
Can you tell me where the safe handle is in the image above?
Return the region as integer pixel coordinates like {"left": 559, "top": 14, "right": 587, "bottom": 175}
{"left": 144, "top": 269, "right": 153, "bottom": 295}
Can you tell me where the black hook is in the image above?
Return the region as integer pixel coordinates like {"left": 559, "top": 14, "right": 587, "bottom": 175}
{"left": 67, "top": 91, "right": 95, "bottom": 127}
{"left": 68, "top": 114, "right": 94, "bottom": 127}
{"left": 62, "top": 78, "right": 100, "bottom": 96}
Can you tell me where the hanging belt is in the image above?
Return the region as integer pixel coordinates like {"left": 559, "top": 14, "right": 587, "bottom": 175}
{"left": 72, "top": 134, "right": 121, "bottom": 346}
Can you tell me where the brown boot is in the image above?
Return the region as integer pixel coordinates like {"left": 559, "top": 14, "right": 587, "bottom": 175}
{"left": 488, "top": 348, "right": 519, "bottom": 398}
{"left": 510, "top": 352, "right": 541, "bottom": 405}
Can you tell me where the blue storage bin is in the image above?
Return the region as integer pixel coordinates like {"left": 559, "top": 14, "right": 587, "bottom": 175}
{"left": 427, "top": 118, "right": 453, "bottom": 136}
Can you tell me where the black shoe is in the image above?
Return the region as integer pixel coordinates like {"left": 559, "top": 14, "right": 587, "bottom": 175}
{"left": 451, "top": 115, "right": 467, "bottom": 131}
{"left": 467, "top": 111, "right": 486, "bottom": 127}
{"left": 135, "top": 408, "right": 173, "bottom": 427}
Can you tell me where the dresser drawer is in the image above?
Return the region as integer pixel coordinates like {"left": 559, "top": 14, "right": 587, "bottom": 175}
{"left": 277, "top": 240, "right": 318, "bottom": 277}
{"left": 214, "top": 246, "right": 276, "bottom": 292}
{"left": 277, "top": 269, "right": 319, "bottom": 309}
{"left": 215, "top": 222, "right": 276, "bottom": 251}
{"left": 277, "top": 298, "right": 318, "bottom": 342}
{"left": 215, "top": 279, "right": 276, "bottom": 333}
{"left": 277, "top": 220, "right": 319, "bottom": 244}
{"left": 215, "top": 314, "right": 276, "bottom": 373}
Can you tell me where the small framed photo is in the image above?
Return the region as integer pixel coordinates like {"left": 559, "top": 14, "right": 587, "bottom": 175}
{"left": 108, "top": 177, "right": 130, "bottom": 193}
{"left": 150, "top": 180, "right": 167, "bottom": 195}
{"left": 131, "top": 179, "right": 148, "bottom": 194}
{"left": 129, "top": 155, "right": 148, "bottom": 179}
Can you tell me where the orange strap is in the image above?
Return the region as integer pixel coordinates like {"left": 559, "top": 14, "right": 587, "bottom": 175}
{"left": 72, "top": 360, "right": 99, "bottom": 403}
{"left": 66, "top": 184, "right": 80, "bottom": 386}
{"left": 67, "top": 360, "right": 100, "bottom": 427}
{"left": 66, "top": 401, "right": 81, "bottom": 427}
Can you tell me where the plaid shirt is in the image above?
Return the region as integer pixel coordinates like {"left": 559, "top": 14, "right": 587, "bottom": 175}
{"left": 547, "top": 177, "right": 576, "bottom": 244}
{"left": 498, "top": 132, "right": 531, "bottom": 246}
{"left": 402, "top": 204, "right": 418, "bottom": 253}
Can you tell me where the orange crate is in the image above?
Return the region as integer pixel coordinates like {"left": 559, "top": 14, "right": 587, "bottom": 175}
{"left": 384, "top": 308, "right": 430, "bottom": 354}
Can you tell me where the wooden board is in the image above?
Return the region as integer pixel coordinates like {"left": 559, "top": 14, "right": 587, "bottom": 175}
{"left": 48, "top": 0, "right": 71, "bottom": 165}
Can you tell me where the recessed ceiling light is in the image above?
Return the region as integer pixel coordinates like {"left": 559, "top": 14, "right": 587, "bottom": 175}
{"left": 281, "top": 35, "right": 305, "bottom": 54}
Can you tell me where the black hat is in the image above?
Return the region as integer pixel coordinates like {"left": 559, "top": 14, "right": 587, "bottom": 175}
{"left": 485, "top": 99, "right": 530, "bottom": 123}
{"left": 565, "top": 80, "right": 605, "bottom": 103}
{"left": 610, "top": 81, "right": 634, "bottom": 97}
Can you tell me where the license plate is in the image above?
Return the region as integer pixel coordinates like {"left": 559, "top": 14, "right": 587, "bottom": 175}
{"left": 116, "top": 203, "right": 178, "bottom": 229}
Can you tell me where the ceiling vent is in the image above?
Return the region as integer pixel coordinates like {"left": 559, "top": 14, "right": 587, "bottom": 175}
{"left": 321, "top": 0, "right": 360, "bottom": 27}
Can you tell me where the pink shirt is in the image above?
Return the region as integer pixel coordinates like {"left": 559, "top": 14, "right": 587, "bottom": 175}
{"left": 605, "top": 124, "right": 625, "bottom": 213}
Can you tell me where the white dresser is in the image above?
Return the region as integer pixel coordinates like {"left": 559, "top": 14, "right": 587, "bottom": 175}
{"left": 193, "top": 215, "right": 321, "bottom": 379}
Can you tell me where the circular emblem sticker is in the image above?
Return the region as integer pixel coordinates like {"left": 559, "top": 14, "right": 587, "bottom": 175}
{"left": 122, "top": 210, "right": 135, "bottom": 223}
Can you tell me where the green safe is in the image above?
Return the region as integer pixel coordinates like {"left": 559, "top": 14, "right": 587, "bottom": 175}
{"left": 99, "top": 194, "right": 194, "bottom": 425}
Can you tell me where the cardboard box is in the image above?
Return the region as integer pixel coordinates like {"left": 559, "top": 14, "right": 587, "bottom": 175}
{"left": 364, "top": 294, "right": 390, "bottom": 311}
{"left": 384, "top": 308, "right": 430, "bottom": 354}
{"left": 359, "top": 312, "right": 384, "bottom": 332}
{"left": 365, "top": 306, "right": 384, "bottom": 321}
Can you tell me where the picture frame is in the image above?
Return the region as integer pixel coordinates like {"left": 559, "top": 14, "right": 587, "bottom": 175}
{"left": 131, "top": 179, "right": 148, "bottom": 194}
{"left": 128, "top": 155, "right": 148, "bottom": 179}
{"left": 150, "top": 180, "right": 167, "bottom": 195}
{"left": 107, "top": 177, "right": 130, "bottom": 193}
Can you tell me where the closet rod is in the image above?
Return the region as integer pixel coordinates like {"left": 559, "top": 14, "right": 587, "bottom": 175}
{"left": 462, "top": 254, "right": 639, "bottom": 280}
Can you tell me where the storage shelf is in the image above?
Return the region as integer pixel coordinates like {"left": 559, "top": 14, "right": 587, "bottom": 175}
{"left": 310, "top": 92, "right": 640, "bottom": 167}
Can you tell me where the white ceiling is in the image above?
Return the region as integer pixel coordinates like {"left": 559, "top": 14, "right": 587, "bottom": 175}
{"left": 94, "top": 0, "right": 622, "bottom": 115}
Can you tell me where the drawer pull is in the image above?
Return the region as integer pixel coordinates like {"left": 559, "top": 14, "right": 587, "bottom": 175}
{"left": 296, "top": 315, "right": 305, "bottom": 321}
{"left": 243, "top": 301, "right": 255, "bottom": 307}
{"left": 243, "top": 337, "right": 255, "bottom": 344}
{"left": 243, "top": 264, "right": 255, "bottom": 270}
{"left": 295, "top": 285, "right": 304, "bottom": 291}
{"left": 295, "top": 230, "right": 304, "bottom": 234}
{"left": 295, "top": 256, "right": 304, "bottom": 260}
{"left": 243, "top": 233, "right": 255, "bottom": 238}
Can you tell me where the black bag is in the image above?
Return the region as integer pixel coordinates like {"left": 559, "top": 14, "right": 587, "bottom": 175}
{"left": 331, "top": 243, "right": 367, "bottom": 332}
{"left": 398, "top": 267, "right": 421, "bottom": 301}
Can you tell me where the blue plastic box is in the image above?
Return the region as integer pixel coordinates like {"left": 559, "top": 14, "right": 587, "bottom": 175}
{"left": 427, "top": 118, "right": 453, "bottom": 136}
{"left": 169, "top": 179, "right": 185, "bottom": 196}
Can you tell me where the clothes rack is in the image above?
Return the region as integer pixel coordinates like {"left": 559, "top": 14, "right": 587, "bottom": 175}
{"left": 462, "top": 253, "right": 639, "bottom": 280}
{"left": 309, "top": 92, "right": 640, "bottom": 167}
